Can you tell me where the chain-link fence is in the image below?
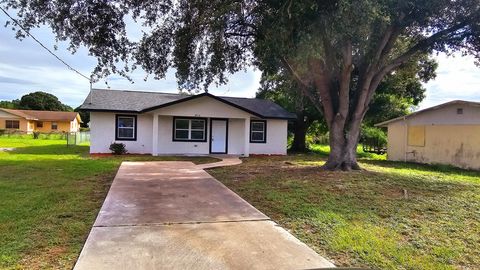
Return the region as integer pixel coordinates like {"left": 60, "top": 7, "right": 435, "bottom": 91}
{"left": 67, "top": 131, "right": 90, "bottom": 146}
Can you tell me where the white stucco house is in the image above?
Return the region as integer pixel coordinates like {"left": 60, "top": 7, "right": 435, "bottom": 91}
{"left": 80, "top": 89, "right": 295, "bottom": 156}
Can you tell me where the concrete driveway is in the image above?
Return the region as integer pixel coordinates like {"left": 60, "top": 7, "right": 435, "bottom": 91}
{"left": 74, "top": 160, "right": 334, "bottom": 270}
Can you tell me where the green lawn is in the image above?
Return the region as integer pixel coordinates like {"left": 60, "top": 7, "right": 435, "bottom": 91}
{"left": 0, "top": 137, "right": 216, "bottom": 269}
{"left": 209, "top": 153, "right": 480, "bottom": 269}
{"left": 2, "top": 138, "right": 479, "bottom": 269}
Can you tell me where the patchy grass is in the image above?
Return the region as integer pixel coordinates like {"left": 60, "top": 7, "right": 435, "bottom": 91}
{"left": 209, "top": 154, "right": 480, "bottom": 269}
{"left": 0, "top": 137, "right": 217, "bottom": 269}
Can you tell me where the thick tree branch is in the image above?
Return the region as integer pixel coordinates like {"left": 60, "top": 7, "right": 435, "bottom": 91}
{"left": 281, "top": 57, "right": 324, "bottom": 114}
{"left": 309, "top": 58, "right": 335, "bottom": 126}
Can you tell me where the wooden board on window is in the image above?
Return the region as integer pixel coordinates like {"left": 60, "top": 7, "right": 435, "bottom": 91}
{"left": 408, "top": 125, "right": 425, "bottom": 147}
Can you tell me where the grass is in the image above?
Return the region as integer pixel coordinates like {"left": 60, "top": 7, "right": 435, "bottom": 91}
{"left": 209, "top": 150, "right": 480, "bottom": 269}
{"left": 0, "top": 137, "right": 217, "bottom": 269}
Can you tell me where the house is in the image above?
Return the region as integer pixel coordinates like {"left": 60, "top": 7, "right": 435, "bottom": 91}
{"left": 80, "top": 89, "right": 295, "bottom": 156}
{"left": 375, "top": 100, "right": 480, "bottom": 170}
{"left": 0, "top": 108, "right": 82, "bottom": 133}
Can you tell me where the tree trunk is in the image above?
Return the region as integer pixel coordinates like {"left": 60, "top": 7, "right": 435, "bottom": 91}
{"left": 322, "top": 117, "right": 362, "bottom": 171}
{"left": 290, "top": 111, "right": 308, "bottom": 152}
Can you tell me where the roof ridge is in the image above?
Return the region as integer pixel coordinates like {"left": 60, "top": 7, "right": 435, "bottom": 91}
{"left": 91, "top": 88, "right": 191, "bottom": 96}
{"left": 92, "top": 88, "right": 261, "bottom": 100}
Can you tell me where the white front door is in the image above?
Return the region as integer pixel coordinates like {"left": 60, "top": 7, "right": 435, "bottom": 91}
{"left": 210, "top": 119, "right": 228, "bottom": 154}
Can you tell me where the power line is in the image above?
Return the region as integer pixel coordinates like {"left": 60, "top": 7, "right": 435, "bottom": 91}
{"left": 0, "top": 6, "right": 92, "bottom": 84}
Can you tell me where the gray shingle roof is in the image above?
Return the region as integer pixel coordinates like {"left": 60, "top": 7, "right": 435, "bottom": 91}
{"left": 80, "top": 89, "right": 296, "bottom": 119}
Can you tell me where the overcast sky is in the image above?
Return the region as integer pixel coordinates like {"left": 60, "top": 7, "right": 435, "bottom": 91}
{"left": 0, "top": 12, "right": 478, "bottom": 110}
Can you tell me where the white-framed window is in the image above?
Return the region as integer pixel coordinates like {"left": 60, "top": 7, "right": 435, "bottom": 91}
{"left": 116, "top": 115, "right": 137, "bottom": 141}
{"left": 5, "top": 120, "right": 20, "bottom": 129}
{"left": 51, "top": 122, "right": 58, "bottom": 130}
{"left": 173, "top": 117, "right": 207, "bottom": 141}
{"left": 250, "top": 120, "right": 266, "bottom": 143}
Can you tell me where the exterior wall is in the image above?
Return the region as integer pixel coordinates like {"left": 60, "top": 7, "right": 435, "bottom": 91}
{"left": 89, "top": 96, "right": 289, "bottom": 155}
{"left": 250, "top": 119, "right": 288, "bottom": 155}
{"left": 0, "top": 110, "right": 28, "bottom": 131}
{"left": 71, "top": 117, "right": 81, "bottom": 132}
{"left": 0, "top": 118, "right": 29, "bottom": 132}
{"left": 405, "top": 125, "right": 480, "bottom": 170}
{"left": 33, "top": 121, "right": 72, "bottom": 132}
{"left": 402, "top": 103, "right": 480, "bottom": 125}
{"left": 156, "top": 115, "right": 210, "bottom": 155}
{"left": 90, "top": 112, "right": 153, "bottom": 154}
{"left": 387, "top": 121, "right": 480, "bottom": 169}
{"left": 228, "top": 118, "right": 246, "bottom": 155}
{"left": 386, "top": 121, "right": 406, "bottom": 161}
{"left": 155, "top": 117, "right": 249, "bottom": 155}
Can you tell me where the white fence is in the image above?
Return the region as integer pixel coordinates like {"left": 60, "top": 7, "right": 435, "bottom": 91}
{"left": 67, "top": 131, "right": 90, "bottom": 146}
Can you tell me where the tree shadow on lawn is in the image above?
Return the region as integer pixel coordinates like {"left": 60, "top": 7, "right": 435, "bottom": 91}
{"left": 5, "top": 143, "right": 90, "bottom": 156}
{"left": 361, "top": 159, "right": 480, "bottom": 182}
{"left": 4, "top": 144, "right": 219, "bottom": 164}
{"left": 212, "top": 157, "right": 480, "bottom": 268}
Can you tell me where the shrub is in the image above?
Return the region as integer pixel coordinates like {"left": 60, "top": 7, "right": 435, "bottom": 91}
{"left": 32, "top": 131, "right": 40, "bottom": 139}
{"left": 360, "top": 126, "right": 388, "bottom": 155}
{"left": 109, "top": 142, "right": 127, "bottom": 155}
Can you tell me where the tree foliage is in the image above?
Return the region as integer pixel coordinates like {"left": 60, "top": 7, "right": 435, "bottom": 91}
{"left": 0, "top": 91, "right": 73, "bottom": 111}
{"left": 3, "top": 0, "right": 479, "bottom": 169}
{"left": 74, "top": 106, "right": 90, "bottom": 128}
{"left": 18, "top": 91, "right": 73, "bottom": 111}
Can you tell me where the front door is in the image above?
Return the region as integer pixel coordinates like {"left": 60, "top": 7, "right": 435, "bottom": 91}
{"left": 210, "top": 119, "right": 228, "bottom": 154}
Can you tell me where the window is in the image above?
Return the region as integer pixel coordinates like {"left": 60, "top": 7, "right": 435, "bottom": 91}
{"left": 51, "top": 122, "right": 58, "bottom": 130}
{"left": 173, "top": 117, "right": 207, "bottom": 141}
{"left": 250, "top": 120, "right": 267, "bottom": 143}
{"left": 457, "top": 108, "right": 463, "bottom": 114}
{"left": 5, "top": 120, "right": 20, "bottom": 129}
{"left": 37, "top": 121, "right": 43, "bottom": 128}
{"left": 116, "top": 115, "right": 137, "bottom": 141}
{"left": 407, "top": 125, "right": 425, "bottom": 147}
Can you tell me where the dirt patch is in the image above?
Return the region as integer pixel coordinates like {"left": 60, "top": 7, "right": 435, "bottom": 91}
{"left": 20, "top": 246, "right": 69, "bottom": 270}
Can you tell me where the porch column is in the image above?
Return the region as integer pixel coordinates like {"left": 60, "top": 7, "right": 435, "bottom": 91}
{"left": 244, "top": 118, "right": 250, "bottom": 157}
{"left": 152, "top": 114, "right": 159, "bottom": 156}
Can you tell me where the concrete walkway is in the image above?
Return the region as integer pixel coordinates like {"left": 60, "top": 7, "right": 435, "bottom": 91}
{"left": 74, "top": 159, "right": 334, "bottom": 270}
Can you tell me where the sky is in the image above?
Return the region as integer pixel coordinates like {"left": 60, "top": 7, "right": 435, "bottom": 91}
{"left": 0, "top": 12, "right": 479, "bottom": 110}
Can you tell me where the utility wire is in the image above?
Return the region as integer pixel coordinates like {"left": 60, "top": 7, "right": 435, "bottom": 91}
{"left": 0, "top": 6, "right": 92, "bottom": 84}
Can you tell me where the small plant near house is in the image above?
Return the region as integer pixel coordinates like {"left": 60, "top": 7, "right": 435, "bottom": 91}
{"left": 32, "top": 131, "right": 41, "bottom": 139}
{"left": 109, "top": 142, "right": 127, "bottom": 155}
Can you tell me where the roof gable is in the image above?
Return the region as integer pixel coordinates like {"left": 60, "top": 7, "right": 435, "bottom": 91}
{"left": 375, "top": 100, "right": 480, "bottom": 127}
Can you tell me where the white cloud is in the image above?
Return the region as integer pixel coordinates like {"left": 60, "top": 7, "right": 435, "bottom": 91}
{"left": 420, "top": 53, "right": 480, "bottom": 109}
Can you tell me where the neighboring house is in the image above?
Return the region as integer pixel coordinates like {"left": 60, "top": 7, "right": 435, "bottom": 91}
{"left": 80, "top": 89, "right": 295, "bottom": 156}
{"left": 376, "top": 100, "right": 480, "bottom": 170}
{"left": 0, "top": 108, "right": 82, "bottom": 133}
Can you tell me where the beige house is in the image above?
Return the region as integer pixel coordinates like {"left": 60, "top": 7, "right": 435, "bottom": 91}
{"left": 0, "top": 108, "right": 82, "bottom": 133}
{"left": 376, "top": 100, "right": 480, "bottom": 170}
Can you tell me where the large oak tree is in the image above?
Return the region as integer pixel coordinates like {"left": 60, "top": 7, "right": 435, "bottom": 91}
{"left": 3, "top": 0, "right": 479, "bottom": 170}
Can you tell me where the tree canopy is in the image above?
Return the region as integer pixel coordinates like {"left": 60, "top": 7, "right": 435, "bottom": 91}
{"left": 0, "top": 91, "right": 73, "bottom": 111}
{"left": 3, "top": 0, "right": 479, "bottom": 169}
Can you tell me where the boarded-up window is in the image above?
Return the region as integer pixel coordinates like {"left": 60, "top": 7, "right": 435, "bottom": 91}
{"left": 408, "top": 126, "right": 425, "bottom": 146}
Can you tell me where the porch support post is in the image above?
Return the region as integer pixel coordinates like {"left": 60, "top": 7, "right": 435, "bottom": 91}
{"left": 244, "top": 118, "right": 250, "bottom": 157}
{"left": 152, "top": 113, "right": 159, "bottom": 156}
